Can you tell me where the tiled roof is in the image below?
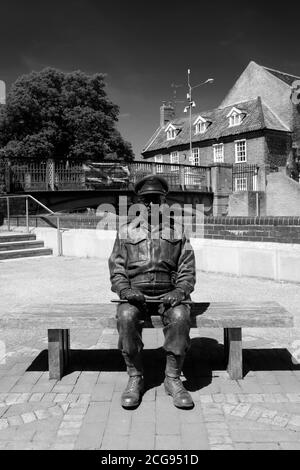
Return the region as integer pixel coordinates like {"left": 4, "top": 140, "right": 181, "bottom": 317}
{"left": 263, "top": 66, "right": 300, "bottom": 87}
{"left": 142, "top": 97, "right": 290, "bottom": 155}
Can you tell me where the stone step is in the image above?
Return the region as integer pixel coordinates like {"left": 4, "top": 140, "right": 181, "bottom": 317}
{"left": 0, "top": 233, "right": 36, "bottom": 243}
{"left": 0, "top": 240, "right": 44, "bottom": 252}
{"left": 0, "top": 247, "right": 53, "bottom": 260}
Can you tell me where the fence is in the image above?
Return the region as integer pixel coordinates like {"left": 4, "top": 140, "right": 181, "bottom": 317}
{"left": 232, "top": 164, "right": 259, "bottom": 192}
{"left": 0, "top": 159, "right": 211, "bottom": 193}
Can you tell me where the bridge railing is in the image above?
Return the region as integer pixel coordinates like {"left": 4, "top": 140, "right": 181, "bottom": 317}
{"left": 0, "top": 159, "right": 211, "bottom": 193}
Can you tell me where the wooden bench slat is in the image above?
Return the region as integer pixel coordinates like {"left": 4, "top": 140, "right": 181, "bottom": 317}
{"left": 1, "top": 301, "right": 293, "bottom": 329}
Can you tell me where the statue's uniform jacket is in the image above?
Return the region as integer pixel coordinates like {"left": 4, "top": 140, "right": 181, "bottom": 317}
{"left": 108, "top": 216, "right": 196, "bottom": 298}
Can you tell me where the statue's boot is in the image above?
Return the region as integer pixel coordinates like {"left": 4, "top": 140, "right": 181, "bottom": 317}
{"left": 121, "top": 352, "right": 144, "bottom": 409}
{"left": 164, "top": 353, "right": 194, "bottom": 409}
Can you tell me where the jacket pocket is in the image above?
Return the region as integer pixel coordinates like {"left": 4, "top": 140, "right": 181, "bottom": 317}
{"left": 125, "top": 237, "right": 148, "bottom": 261}
{"left": 159, "top": 237, "right": 181, "bottom": 262}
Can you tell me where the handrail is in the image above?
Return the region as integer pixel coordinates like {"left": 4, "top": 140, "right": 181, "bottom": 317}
{"left": 0, "top": 194, "right": 63, "bottom": 256}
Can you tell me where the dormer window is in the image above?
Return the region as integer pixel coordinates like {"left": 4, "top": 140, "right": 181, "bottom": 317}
{"left": 227, "top": 107, "right": 245, "bottom": 127}
{"left": 194, "top": 115, "right": 209, "bottom": 135}
{"left": 165, "top": 123, "right": 177, "bottom": 141}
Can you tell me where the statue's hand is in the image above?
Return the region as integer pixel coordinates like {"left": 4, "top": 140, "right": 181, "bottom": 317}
{"left": 120, "top": 288, "right": 146, "bottom": 306}
{"left": 162, "top": 288, "right": 186, "bottom": 308}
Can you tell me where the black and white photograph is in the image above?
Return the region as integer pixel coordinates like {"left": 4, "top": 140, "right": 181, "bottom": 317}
{"left": 0, "top": 0, "right": 300, "bottom": 455}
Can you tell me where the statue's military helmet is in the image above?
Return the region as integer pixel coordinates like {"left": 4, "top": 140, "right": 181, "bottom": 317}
{"left": 134, "top": 174, "right": 169, "bottom": 196}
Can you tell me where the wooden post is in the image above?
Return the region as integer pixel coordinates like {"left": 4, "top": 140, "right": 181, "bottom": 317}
{"left": 48, "top": 329, "right": 70, "bottom": 380}
{"left": 223, "top": 328, "right": 229, "bottom": 365}
{"left": 226, "top": 328, "right": 243, "bottom": 380}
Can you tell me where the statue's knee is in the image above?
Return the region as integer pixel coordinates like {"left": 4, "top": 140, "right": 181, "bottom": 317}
{"left": 117, "top": 305, "right": 139, "bottom": 325}
{"left": 169, "top": 305, "right": 190, "bottom": 324}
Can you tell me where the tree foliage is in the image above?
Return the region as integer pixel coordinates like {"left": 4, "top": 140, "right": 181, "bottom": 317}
{"left": 0, "top": 68, "right": 134, "bottom": 161}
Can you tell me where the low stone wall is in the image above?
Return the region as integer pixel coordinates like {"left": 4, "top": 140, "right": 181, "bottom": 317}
{"left": 20, "top": 227, "right": 300, "bottom": 284}
{"left": 5, "top": 215, "right": 300, "bottom": 244}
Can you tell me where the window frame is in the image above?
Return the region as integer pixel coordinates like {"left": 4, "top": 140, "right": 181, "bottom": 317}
{"left": 170, "top": 151, "right": 179, "bottom": 171}
{"left": 235, "top": 139, "right": 247, "bottom": 163}
{"left": 234, "top": 177, "right": 247, "bottom": 192}
{"left": 213, "top": 143, "right": 224, "bottom": 163}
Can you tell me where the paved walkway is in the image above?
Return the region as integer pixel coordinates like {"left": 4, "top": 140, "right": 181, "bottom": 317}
{"left": 0, "top": 256, "right": 300, "bottom": 450}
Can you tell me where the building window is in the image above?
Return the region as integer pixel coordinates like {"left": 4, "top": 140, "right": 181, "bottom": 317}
{"left": 167, "top": 128, "right": 176, "bottom": 141}
{"left": 170, "top": 151, "right": 179, "bottom": 171}
{"left": 195, "top": 121, "right": 207, "bottom": 134}
{"left": 235, "top": 140, "right": 247, "bottom": 163}
{"left": 234, "top": 177, "right": 247, "bottom": 192}
{"left": 213, "top": 144, "right": 224, "bottom": 163}
{"left": 229, "top": 113, "right": 242, "bottom": 127}
{"left": 155, "top": 155, "right": 163, "bottom": 173}
{"left": 190, "top": 148, "right": 200, "bottom": 166}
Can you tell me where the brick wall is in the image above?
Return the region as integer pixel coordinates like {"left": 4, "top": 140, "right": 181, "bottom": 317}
{"left": 5, "top": 214, "right": 300, "bottom": 244}
{"left": 147, "top": 134, "right": 267, "bottom": 167}
{"left": 203, "top": 216, "right": 300, "bottom": 244}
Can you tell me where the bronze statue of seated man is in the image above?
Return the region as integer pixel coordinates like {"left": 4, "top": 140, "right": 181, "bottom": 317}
{"left": 108, "top": 174, "right": 196, "bottom": 409}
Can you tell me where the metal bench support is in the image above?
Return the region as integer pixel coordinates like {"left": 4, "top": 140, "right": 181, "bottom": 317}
{"left": 48, "top": 329, "right": 70, "bottom": 380}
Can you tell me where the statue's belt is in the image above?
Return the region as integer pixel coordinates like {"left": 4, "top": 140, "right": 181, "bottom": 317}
{"left": 129, "top": 272, "right": 174, "bottom": 284}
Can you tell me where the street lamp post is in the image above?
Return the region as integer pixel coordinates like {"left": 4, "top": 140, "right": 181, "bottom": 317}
{"left": 184, "top": 70, "right": 214, "bottom": 164}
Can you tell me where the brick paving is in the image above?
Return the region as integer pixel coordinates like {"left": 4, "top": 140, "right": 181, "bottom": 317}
{"left": 0, "top": 257, "right": 300, "bottom": 450}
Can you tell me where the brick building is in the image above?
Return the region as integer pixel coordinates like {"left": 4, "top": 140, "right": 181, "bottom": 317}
{"left": 142, "top": 61, "right": 300, "bottom": 181}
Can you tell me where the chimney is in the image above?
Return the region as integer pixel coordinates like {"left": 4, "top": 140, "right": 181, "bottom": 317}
{"left": 160, "top": 101, "right": 175, "bottom": 127}
{"left": 0, "top": 80, "right": 6, "bottom": 105}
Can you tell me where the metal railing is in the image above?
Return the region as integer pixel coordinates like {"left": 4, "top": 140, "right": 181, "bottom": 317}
{"left": 0, "top": 158, "right": 211, "bottom": 193}
{"left": 0, "top": 194, "right": 63, "bottom": 256}
{"left": 232, "top": 164, "right": 259, "bottom": 192}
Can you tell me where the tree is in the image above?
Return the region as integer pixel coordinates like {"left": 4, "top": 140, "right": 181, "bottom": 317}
{"left": 0, "top": 68, "right": 134, "bottom": 162}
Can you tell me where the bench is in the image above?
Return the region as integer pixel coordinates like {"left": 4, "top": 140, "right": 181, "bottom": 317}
{"left": 1, "top": 301, "right": 293, "bottom": 381}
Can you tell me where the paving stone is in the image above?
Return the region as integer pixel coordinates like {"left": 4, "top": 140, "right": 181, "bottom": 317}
{"left": 209, "top": 436, "right": 233, "bottom": 445}
{"left": 73, "top": 372, "right": 99, "bottom": 394}
{"left": 91, "top": 383, "right": 114, "bottom": 402}
{"left": 101, "top": 433, "right": 128, "bottom": 450}
{"left": 21, "top": 412, "right": 36, "bottom": 424}
{"left": 288, "top": 415, "right": 300, "bottom": 428}
{"left": 155, "top": 435, "right": 182, "bottom": 450}
{"left": 5, "top": 393, "right": 22, "bottom": 405}
{"left": 0, "top": 376, "right": 20, "bottom": 392}
{"left": 180, "top": 423, "right": 210, "bottom": 450}
{"left": 248, "top": 443, "right": 281, "bottom": 450}
{"left": 0, "top": 418, "right": 9, "bottom": 430}
{"left": 224, "top": 394, "right": 239, "bottom": 404}
{"left": 66, "top": 393, "right": 79, "bottom": 403}
{"left": 83, "top": 403, "right": 110, "bottom": 423}
{"left": 59, "top": 371, "right": 81, "bottom": 385}
{"left": 257, "top": 409, "right": 278, "bottom": 424}
{"left": 280, "top": 442, "right": 300, "bottom": 450}
{"left": 230, "top": 404, "right": 251, "bottom": 418}
{"left": 210, "top": 444, "right": 234, "bottom": 450}
{"left": 272, "top": 414, "right": 290, "bottom": 428}
{"left": 245, "top": 406, "right": 264, "bottom": 421}
{"left": 54, "top": 393, "right": 68, "bottom": 403}
{"left": 41, "top": 393, "right": 56, "bottom": 402}
{"left": 74, "top": 421, "right": 106, "bottom": 449}
{"left": 156, "top": 418, "right": 180, "bottom": 436}
{"left": 230, "top": 429, "right": 253, "bottom": 442}
{"left": 57, "top": 428, "right": 81, "bottom": 437}
{"left": 34, "top": 409, "right": 52, "bottom": 420}
{"left": 29, "top": 393, "right": 44, "bottom": 402}
{"left": 51, "top": 384, "right": 74, "bottom": 394}
{"left": 7, "top": 415, "right": 23, "bottom": 426}
{"left": 128, "top": 433, "right": 155, "bottom": 450}
{"left": 287, "top": 393, "right": 300, "bottom": 403}
{"left": 60, "top": 421, "right": 82, "bottom": 429}
{"left": 52, "top": 443, "right": 75, "bottom": 450}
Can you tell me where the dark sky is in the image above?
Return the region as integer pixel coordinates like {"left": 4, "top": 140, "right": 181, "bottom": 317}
{"left": 0, "top": 0, "right": 300, "bottom": 158}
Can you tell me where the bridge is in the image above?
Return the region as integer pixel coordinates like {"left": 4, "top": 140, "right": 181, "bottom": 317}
{"left": 0, "top": 160, "right": 214, "bottom": 213}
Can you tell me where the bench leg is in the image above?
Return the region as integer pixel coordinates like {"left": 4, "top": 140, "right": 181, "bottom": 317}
{"left": 224, "top": 328, "right": 243, "bottom": 380}
{"left": 48, "top": 329, "right": 70, "bottom": 380}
